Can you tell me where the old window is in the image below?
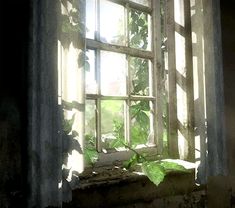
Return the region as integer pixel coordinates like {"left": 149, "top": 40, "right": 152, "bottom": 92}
{"left": 27, "top": 0, "right": 226, "bottom": 206}
{"left": 84, "top": 0, "right": 165, "bottom": 166}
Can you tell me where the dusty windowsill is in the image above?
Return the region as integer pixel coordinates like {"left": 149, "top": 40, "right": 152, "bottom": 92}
{"left": 69, "top": 160, "right": 205, "bottom": 208}
{"left": 78, "top": 159, "right": 197, "bottom": 189}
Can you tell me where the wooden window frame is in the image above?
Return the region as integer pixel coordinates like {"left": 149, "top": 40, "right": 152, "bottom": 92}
{"left": 85, "top": 0, "right": 165, "bottom": 166}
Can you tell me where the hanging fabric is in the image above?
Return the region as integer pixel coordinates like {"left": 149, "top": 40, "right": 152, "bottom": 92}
{"left": 27, "top": 0, "right": 85, "bottom": 207}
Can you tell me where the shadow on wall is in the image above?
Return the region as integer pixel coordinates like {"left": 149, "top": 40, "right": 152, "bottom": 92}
{"left": 0, "top": 98, "right": 23, "bottom": 207}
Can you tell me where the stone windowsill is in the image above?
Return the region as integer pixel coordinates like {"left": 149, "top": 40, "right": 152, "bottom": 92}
{"left": 69, "top": 160, "right": 205, "bottom": 208}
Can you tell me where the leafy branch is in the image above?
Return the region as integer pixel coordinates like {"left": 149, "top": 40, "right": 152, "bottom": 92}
{"left": 112, "top": 138, "right": 190, "bottom": 186}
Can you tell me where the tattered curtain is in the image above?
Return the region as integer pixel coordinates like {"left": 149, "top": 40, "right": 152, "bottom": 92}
{"left": 27, "top": 0, "right": 85, "bottom": 207}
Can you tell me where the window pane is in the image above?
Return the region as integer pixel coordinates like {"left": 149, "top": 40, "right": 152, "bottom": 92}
{"left": 130, "top": 100, "right": 150, "bottom": 147}
{"left": 101, "top": 100, "right": 125, "bottom": 149}
{"left": 85, "top": 100, "right": 96, "bottom": 149}
{"left": 85, "top": 50, "right": 97, "bottom": 94}
{"left": 86, "top": 0, "right": 96, "bottom": 39}
{"left": 130, "top": 57, "right": 150, "bottom": 96}
{"left": 130, "top": 0, "right": 150, "bottom": 7}
{"left": 100, "top": 51, "right": 126, "bottom": 96}
{"left": 100, "top": 0, "right": 125, "bottom": 46}
{"left": 129, "top": 9, "right": 151, "bottom": 50}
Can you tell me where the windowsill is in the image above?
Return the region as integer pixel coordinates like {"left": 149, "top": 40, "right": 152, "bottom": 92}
{"left": 79, "top": 159, "right": 198, "bottom": 188}
{"left": 70, "top": 160, "right": 205, "bottom": 208}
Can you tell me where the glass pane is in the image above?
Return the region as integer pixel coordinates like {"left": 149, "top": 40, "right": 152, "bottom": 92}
{"left": 86, "top": 0, "right": 96, "bottom": 39}
{"left": 130, "top": 0, "right": 150, "bottom": 7}
{"left": 129, "top": 9, "right": 151, "bottom": 50}
{"left": 130, "top": 100, "right": 150, "bottom": 147}
{"left": 85, "top": 100, "right": 96, "bottom": 149}
{"left": 100, "top": 51, "right": 126, "bottom": 96}
{"left": 85, "top": 50, "right": 97, "bottom": 94}
{"left": 100, "top": 0, "right": 125, "bottom": 46}
{"left": 101, "top": 100, "right": 125, "bottom": 149}
{"left": 130, "top": 57, "right": 149, "bottom": 96}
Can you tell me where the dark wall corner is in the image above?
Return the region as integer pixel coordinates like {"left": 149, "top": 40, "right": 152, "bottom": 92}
{"left": 0, "top": 1, "right": 30, "bottom": 207}
{"left": 220, "top": 1, "right": 235, "bottom": 176}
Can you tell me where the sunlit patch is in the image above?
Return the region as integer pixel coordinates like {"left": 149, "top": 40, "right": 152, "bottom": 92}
{"left": 178, "top": 130, "right": 188, "bottom": 159}
{"left": 162, "top": 159, "right": 196, "bottom": 170}
{"left": 58, "top": 180, "right": 63, "bottom": 189}
{"left": 66, "top": 150, "right": 84, "bottom": 181}
{"left": 177, "top": 84, "right": 187, "bottom": 124}
{"left": 193, "top": 56, "right": 199, "bottom": 100}
{"left": 174, "top": 0, "right": 185, "bottom": 27}
{"left": 175, "top": 32, "right": 186, "bottom": 77}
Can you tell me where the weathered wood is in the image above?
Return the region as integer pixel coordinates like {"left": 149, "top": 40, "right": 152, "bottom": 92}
{"left": 202, "top": 0, "right": 227, "bottom": 178}
{"left": 184, "top": 0, "right": 195, "bottom": 162}
{"left": 86, "top": 94, "right": 155, "bottom": 101}
{"left": 190, "top": 0, "right": 207, "bottom": 184}
{"left": 166, "top": 0, "right": 179, "bottom": 158}
{"left": 86, "top": 38, "right": 153, "bottom": 59}
{"left": 96, "top": 49, "right": 102, "bottom": 152}
{"left": 108, "top": 0, "right": 152, "bottom": 14}
{"left": 152, "top": 0, "right": 164, "bottom": 154}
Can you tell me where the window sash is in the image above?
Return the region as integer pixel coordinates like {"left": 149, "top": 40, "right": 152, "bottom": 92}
{"left": 85, "top": 0, "right": 163, "bottom": 159}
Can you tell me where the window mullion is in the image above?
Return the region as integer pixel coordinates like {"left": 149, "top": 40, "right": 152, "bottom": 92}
{"left": 152, "top": 0, "right": 164, "bottom": 154}
{"left": 95, "top": 0, "right": 102, "bottom": 152}
{"left": 96, "top": 50, "right": 102, "bottom": 152}
{"left": 125, "top": 4, "right": 131, "bottom": 146}
{"left": 165, "top": 0, "right": 179, "bottom": 158}
{"left": 125, "top": 55, "right": 131, "bottom": 146}
{"left": 86, "top": 39, "right": 153, "bottom": 60}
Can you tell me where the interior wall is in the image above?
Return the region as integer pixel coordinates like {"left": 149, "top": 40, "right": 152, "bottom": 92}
{"left": 220, "top": 1, "right": 235, "bottom": 176}
{"left": 0, "top": 1, "right": 29, "bottom": 207}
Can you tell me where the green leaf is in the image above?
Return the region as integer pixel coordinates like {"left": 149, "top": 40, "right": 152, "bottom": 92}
{"left": 136, "top": 111, "right": 149, "bottom": 127}
{"left": 142, "top": 161, "right": 166, "bottom": 186}
{"left": 123, "top": 154, "right": 139, "bottom": 169}
{"left": 138, "top": 18, "right": 145, "bottom": 26}
{"left": 63, "top": 114, "right": 75, "bottom": 134}
{"left": 84, "top": 148, "right": 98, "bottom": 164}
{"left": 109, "top": 138, "right": 125, "bottom": 148}
{"left": 130, "top": 23, "right": 138, "bottom": 34}
{"left": 160, "top": 161, "right": 190, "bottom": 173}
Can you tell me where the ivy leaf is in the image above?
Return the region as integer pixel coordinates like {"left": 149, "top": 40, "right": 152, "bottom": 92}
{"left": 63, "top": 114, "right": 75, "bottom": 134}
{"left": 160, "top": 161, "right": 190, "bottom": 173}
{"left": 131, "top": 34, "right": 141, "bottom": 45}
{"left": 130, "top": 23, "right": 138, "bottom": 34}
{"left": 136, "top": 111, "right": 149, "bottom": 126}
{"left": 142, "top": 161, "right": 166, "bottom": 186}
{"left": 138, "top": 18, "right": 145, "bottom": 26}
